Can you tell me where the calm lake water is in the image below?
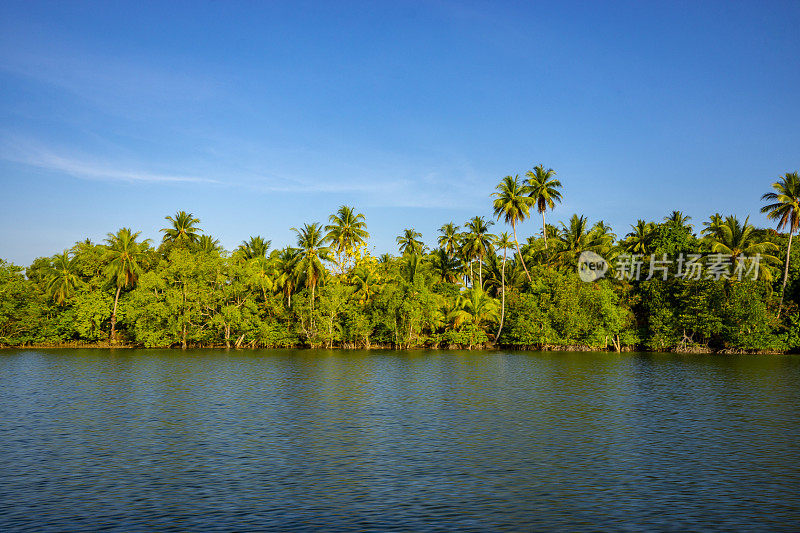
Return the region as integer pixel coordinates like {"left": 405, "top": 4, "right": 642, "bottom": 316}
{"left": 1, "top": 349, "right": 799, "bottom": 531}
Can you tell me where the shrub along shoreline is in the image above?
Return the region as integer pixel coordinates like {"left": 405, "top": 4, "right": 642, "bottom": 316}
{"left": 0, "top": 342, "right": 786, "bottom": 354}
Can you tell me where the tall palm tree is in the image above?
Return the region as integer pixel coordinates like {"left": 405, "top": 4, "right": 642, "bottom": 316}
{"left": 762, "top": 171, "right": 800, "bottom": 313}
{"left": 623, "top": 220, "right": 655, "bottom": 254}
{"left": 238, "top": 236, "right": 271, "bottom": 260}
{"left": 161, "top": 211, "right": 202, "bottom": 244}
{"left": 664, "top": 210, "right": 692, "bottom": 230}
{"left": 397, "top": 228, "right": 424, "bottom": 256}
{"left": 292, "top": 223, "right": 330, "bottom": 327}
{"left": 437, "top": 223, "right": 461, "bottom": 258}
{"left": 525, "top": 165, "right": 563, "bottom": 248}
{"left": 46, "top": 251, "right": 81, "bottom": 306}
{"left": 492, "top": 175, "right": 533, "bottom": 281}
{"left": 494, "top": 232, "right": 513, "bottom": 343}
{"left": 710, "top": 216, "right": 779, "bottom": 268}
{"left": 460, "top": 216, "right": 494, "bottom": 288}
{"left": 104, "top": 228, "right": 150, "bottom": 342}
{"left": 325, "top": 206, "right": 369, "bottom": 273}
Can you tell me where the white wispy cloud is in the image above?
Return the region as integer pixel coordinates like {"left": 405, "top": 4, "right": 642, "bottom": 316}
{"left": 0, "top": 136, "right": 416, "bottom": 195}
{"left": 0, "top": 138, "right": 218, "bottom": 184}
{"left": 0, "top": 131, "right": 490, "bottom": 208}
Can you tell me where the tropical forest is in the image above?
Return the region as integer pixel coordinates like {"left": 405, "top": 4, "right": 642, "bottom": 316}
{"left": 2, "top": 168, "right": 800, "bottom": 353}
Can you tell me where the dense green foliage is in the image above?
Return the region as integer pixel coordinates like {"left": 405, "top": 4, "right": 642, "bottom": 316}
{"left": 2, "top": 171, "right": 799, "bottom": 353}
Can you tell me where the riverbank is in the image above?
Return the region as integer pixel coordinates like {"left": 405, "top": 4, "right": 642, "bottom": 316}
{"left": 0, "top": 342, "right": 786, "bottom": 355}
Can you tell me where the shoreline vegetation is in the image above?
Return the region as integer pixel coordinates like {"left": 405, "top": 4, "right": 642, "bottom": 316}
{"left": 2, "top": 168, "right": 800, "bottom": 354}
{"left": 1, "top": 343, "right": 785, "bottom": 355}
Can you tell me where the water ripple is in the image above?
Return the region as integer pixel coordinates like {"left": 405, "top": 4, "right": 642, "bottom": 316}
{"left": 0, "top": 350, "right": 799, "bottom": 531}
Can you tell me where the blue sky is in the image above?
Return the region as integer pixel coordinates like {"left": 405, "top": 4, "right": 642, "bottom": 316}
{"left": 1, "top": 1, "right": 798, "bottom": 264}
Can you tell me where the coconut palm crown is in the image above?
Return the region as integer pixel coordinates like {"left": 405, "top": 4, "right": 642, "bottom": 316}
{"left": 161, "top": 211, "right": 202, "bottom": 244}
{"left": 525, "top": 165, "right": 563, "bottom": 248}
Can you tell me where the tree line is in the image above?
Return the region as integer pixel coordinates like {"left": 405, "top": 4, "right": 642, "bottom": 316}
{"left": 2, "top": 168, "right": 800, "bottom": 352}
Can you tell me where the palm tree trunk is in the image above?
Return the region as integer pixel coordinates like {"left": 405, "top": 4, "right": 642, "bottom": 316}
{"left": 479, "top": 258, "right": 482, "bottom": 290}
{"left": 495, "top": 249, "right": 506, "bottom": 343}
{"left": 779, "top": 230, "right": 793, "bottom": 316}
{"left": 469, "top": 260, "right": 474, "bottom": 288}
{"left": 311, "top": 283, "right": 315, "bottom": 332}
{"left": 542, "top": 211, "right": 548, "bottom": 249}
{"left": 110, "top": 285, "right": 122, "bottom": 343}
{"left": 512, "top": 221, "right": 532, "bottom": 282}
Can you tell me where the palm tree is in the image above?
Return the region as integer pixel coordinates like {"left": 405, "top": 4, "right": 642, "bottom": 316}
{"left": 710, "top": 216, "right": 779, "bottom": 269}
{"left": 161, "top": 211, "right": 202, "bottom": 244}
{"left": 325, "top": 206, "right": 369, "bottom": 273}
{"left": 521, "top": 234, "right": 549, "bottom": 269}
{"left": 762, "top": 172, "right": 800, "bottom": 313}
{"left": 430, "top": 248, "right": 461, "bottom": 284}
{"left": 351, "top": 264, "right": 380, "bottom": 304}
{"left": 623, "top": 220, "right": 655, "bottom": 254}
{"left": 525, "top": 165, "right": 563, "bottom": 248}
{"left": 484, "top": 249, "right": 524, "bottom": 295}
{"left": 400, "top": 252, "right": 423, "bottom": 283}
{"left": 104, "top": 228, "right": 150, "bottom": 342}
{"left": 197, "top": 235, "right": 221, "bottom": 253}
{"left": 453, "top": 288, "right": 500, "bottom": 333}
{"left": 397, "top": 228, "right": 424, "bottom": 256}
{"left": 492, "top": 175, "right": 533, "bottom": 281}
{"left": 248, "top": 255, "right": 276, "bottom": 301}
{"left": 46, "top": 251, "right": 81, "bottom": 306}
{"left": 592, "top": 221, "right": 617, "bottom": 249}
{"left": 664, "top": 210, "right": 692, "bottom": 230}
{"left": 460, "top": 216, "right": 494, "bottom": 288}
{"left": 494, "top": 232, "right": 513, "bottom": 342}
{"left": 274, "top": 247, "right": 299, "bottom": 307}
{"left": 292, "top": 223, "right": 330, "bottom": 327}
{"left": 238, "top": 236, "right": 271, "bottom": 260}
{"left": 554, "top": 215, "right": 607, "bottom": 269}
{"left": 437, "top": 223, "right": 461, "bottom": 258}
{"left": 702, "top": 213, "right": 726, "bottom": 240}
